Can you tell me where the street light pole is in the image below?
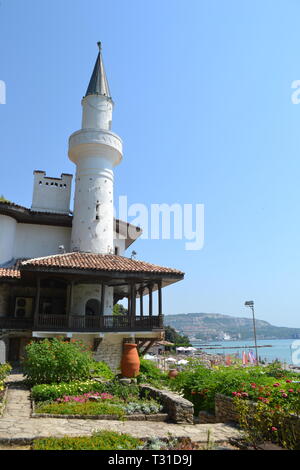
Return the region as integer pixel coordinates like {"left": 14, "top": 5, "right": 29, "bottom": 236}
{"left": 244, "top": 300, "right": 259, "bottom": 366}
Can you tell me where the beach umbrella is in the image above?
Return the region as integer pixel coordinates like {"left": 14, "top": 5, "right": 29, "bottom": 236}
{"left": 144, "top": 354, "right": 156, "bottom": 361}
{"left": 177, "top": 359, "right": 188, "bottom": 365}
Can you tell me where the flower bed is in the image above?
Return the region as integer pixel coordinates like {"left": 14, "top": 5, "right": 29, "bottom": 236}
{"left": 31, "top": 380, "right": 167, "bottom": 421}
{"left": 170, "top": 361, "right": 300, "bottom": 414}
{"left": 32, "top": 432, "right": 211, "bottom": 450}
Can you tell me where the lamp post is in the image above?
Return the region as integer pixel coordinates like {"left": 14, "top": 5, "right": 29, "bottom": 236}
{"left": 244, "top": 300, "right": 259, "bottom": 366}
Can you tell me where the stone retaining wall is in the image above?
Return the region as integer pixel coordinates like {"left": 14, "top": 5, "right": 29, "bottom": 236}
{"left": 215, "top": 393, "right": 240, "bottom": 423}
{"left": 140, "top": 385, "right": 194, "bottom": 424}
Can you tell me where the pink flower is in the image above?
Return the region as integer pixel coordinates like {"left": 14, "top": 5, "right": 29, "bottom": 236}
{"left": 286, "top": 380, "right": 292, "bottom": 383}
{"left": 271, "top": 427, "right": 278, "bottom": 432}
{"left": 281, "top": 393, "right": 288, "bottom": 398}
{"left": 288, "top": 389, "right": 294, "bottom": 393}
{"left": 232, "top": 392, "right": 237, "bottom": 396}
{"left": 273, "top": 383, "right": 280, "bottom": 387}
{"left": 241, "top": 392, "right": 249, "bottom": 397}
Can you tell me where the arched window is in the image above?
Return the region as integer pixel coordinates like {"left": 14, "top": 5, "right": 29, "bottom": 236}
{"left": 85, "top": 298, "right": 100, "bottom": 316}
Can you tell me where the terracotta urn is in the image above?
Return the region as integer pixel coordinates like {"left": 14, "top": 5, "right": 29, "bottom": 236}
{"left": 121, "top": 343, "right": 140, "bottom": 378}
{"left": 168, "top": 368, "right": 179, "bottom": 379}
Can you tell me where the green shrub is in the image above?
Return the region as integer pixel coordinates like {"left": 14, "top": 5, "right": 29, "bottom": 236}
{"left": 23, "top": 338, "right": 92, "bottom": 385}
{"left": 235, "top": 398, "right": 300, "bottom": 450}
{"left": 0, "top": 363, "right": 12, "bottom": 382}
{"left": 170, "top": 363, "right": 296, "bottom": 414}
{"left": 137, "top": 358, "right": 169, "bottom": 387}
{"left": 33, "top": 431, "right": 143, "bottom": 450}
{"left": 31, "top": 379, "right": 140, "bottom": 402}
{"left": 35, "top": 400, "right": 125, "bottom": 417}
{"left": 89, "top": 361, "right": 114, "bottom": 380}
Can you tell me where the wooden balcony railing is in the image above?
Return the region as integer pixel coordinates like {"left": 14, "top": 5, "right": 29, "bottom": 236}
{"left": 0, "top": 314, "right": 164, "bottom": 332}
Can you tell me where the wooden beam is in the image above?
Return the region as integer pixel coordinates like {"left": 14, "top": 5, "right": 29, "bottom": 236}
{"left": 141, "top": 339, "right": 156, "bottom": 356}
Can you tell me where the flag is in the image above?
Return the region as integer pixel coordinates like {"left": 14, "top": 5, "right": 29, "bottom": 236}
{"left": 225, "top": 355, "right": 231, "bottom": 365}
{"left": 242, "top": 351, "right": 248, "bottom": 365}
{"left": 249, "top": 350, "right": 256, "bottom": 364}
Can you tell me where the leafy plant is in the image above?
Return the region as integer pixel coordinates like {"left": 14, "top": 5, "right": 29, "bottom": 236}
{"left": 23, "top": 338, "right": 93, "bottom": 385}
{"left": 170, "top": 362, "right": 300, "bottom": 414}
{"left": 35, "top": 400, "right": 125, "bottom": 417}
{"left": 123, "top": 399, "right": 163, "bottom": 415}
{"left": 33, "top": 431, "right": 143, "bottom": 450}
{"left": 89, "top": 361, "right": 114, "bottom": 380}
{"left": 31, "top": 379, "right": 140, "bottom": 402}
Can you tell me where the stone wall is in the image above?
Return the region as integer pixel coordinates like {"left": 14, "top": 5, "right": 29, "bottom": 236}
{"left": 140, "top": 385, "right": 194, "bottom": 424}
{"left": 215, "top": 393, "right": 240, "bottom": 423}
{"left": 93, "top": 333, "right": 123, "bottom": 373}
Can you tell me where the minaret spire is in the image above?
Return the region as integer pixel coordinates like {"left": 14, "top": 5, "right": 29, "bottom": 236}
{"left": 85, "top": 41, "right": 112, "bottom": 99}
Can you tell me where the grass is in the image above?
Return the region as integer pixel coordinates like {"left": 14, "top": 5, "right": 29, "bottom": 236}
{"left": 35, "top": 401, "right": 125, "bottom": 417}
{"left": 32, "top": 431, "right": 143, "bottom": 450}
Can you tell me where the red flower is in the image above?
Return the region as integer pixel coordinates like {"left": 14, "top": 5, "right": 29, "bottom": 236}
{"left": 191, "top": 391, "right": 196, "bottom": 395}
{"left": 273, "top": 383, "right": 280, "bottom": 387}
{"left": 271, "top": 427, "right": 278, "bottom": 432}
{"left": 281, "top": 393, "right": 288, "bottom": 398}
{"left": 286, "top": 380, "right": 292, "bottom": 383}
{"left": 288, "top": 389, "right": 294, "bottom": 393}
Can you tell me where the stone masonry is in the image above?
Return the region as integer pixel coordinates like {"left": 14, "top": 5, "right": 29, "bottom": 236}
{"left": 140, "top": 385, "right": 194, "bottom": 424}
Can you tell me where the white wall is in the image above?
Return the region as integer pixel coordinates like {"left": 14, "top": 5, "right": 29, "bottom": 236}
{"left": 14, "top": 224, "right": 71, "bottom": 259}
{"left": 0, "top": 215, "right": 17, "bottom": 264}
{"left": 0, "top": 216, "right": 126, "bottom": 263}
{"left": 31, "top": 171, "right": 72, "bottom": 214}
{"left": 72, "top": 283, "right": 113, "bottom": 315}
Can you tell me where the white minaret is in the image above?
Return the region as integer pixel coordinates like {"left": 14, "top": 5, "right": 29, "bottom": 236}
{"left": 69, "top": 42, "right": 123, "bottom": 254}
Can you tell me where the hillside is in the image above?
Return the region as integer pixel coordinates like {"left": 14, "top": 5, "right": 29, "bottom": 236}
{"left": 164, "top": 313, "right": 300, "bottom": 341}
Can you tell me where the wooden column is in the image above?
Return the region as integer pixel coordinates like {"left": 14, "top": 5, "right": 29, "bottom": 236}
{"left": 139, "top": 285, "right": 144, "bottom": 317}
{"left": 130, "top": 282, "right": 136, "bottom": 329}
{"left": 148, "top": 283, "right": 153, "bottom": 317}
{"left": 33, "top": 276, "right": 40, "bottom": 328}
{"left": 100, "top": 283, "right": 105, "bottom": 316}
{"left": 158, "top": 280, "right": 162, "bottom": 316}
{"left": 68, "top": 281, "right": 74, "bottom": 328}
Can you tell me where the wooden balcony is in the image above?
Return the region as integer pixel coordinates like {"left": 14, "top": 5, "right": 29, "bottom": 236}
{"left": 0, "top": 314, "right": 164, "bottom": 332}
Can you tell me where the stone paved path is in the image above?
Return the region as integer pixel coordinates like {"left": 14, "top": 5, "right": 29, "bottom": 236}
{"left": 0, "top": 372, "right": 242, "bottom": 444}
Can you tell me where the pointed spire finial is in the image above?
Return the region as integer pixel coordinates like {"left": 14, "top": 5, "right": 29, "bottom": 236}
{"left": 85, "top": 42, "right": 112, "bottom": 99}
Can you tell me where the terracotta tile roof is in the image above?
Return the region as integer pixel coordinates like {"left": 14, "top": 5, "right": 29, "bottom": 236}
{"left": 21, "top": 252, "right": 184, "bottom": 276}
{"left": 0, "top": 259, "right": 23, "bottom": 279}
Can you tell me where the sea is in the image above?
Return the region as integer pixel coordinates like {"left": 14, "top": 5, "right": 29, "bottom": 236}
{"left": 190, "top": 338, "right": 300, "bottom": 365}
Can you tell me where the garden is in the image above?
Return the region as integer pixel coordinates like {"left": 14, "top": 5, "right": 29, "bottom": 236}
{"left": 3, "top": 337, "right": 300, "bottom": 450}
{"left": 25, "top": 338, "right": 165, "bottom": 420}
{"left": 168, "top": 359, "right": 300, "bottom": 449}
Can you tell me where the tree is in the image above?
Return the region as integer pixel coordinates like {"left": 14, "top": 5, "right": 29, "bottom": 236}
{"left": 113, "top": 303, "right": 128, "bottom": 316}
{"left": 164, "top": 325, "right": 191, "bottom": 346}
{"left": 0, "top": 195, "right": 10, "bottom": 202}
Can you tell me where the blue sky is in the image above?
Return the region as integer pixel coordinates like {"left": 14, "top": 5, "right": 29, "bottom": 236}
{"left": 0, "top": 0, "right": 300, "bottom": 327}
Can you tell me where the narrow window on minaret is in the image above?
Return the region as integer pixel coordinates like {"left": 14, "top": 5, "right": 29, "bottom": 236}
{"left": 96, "top": 203, "right": 100, "bottom": 221}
